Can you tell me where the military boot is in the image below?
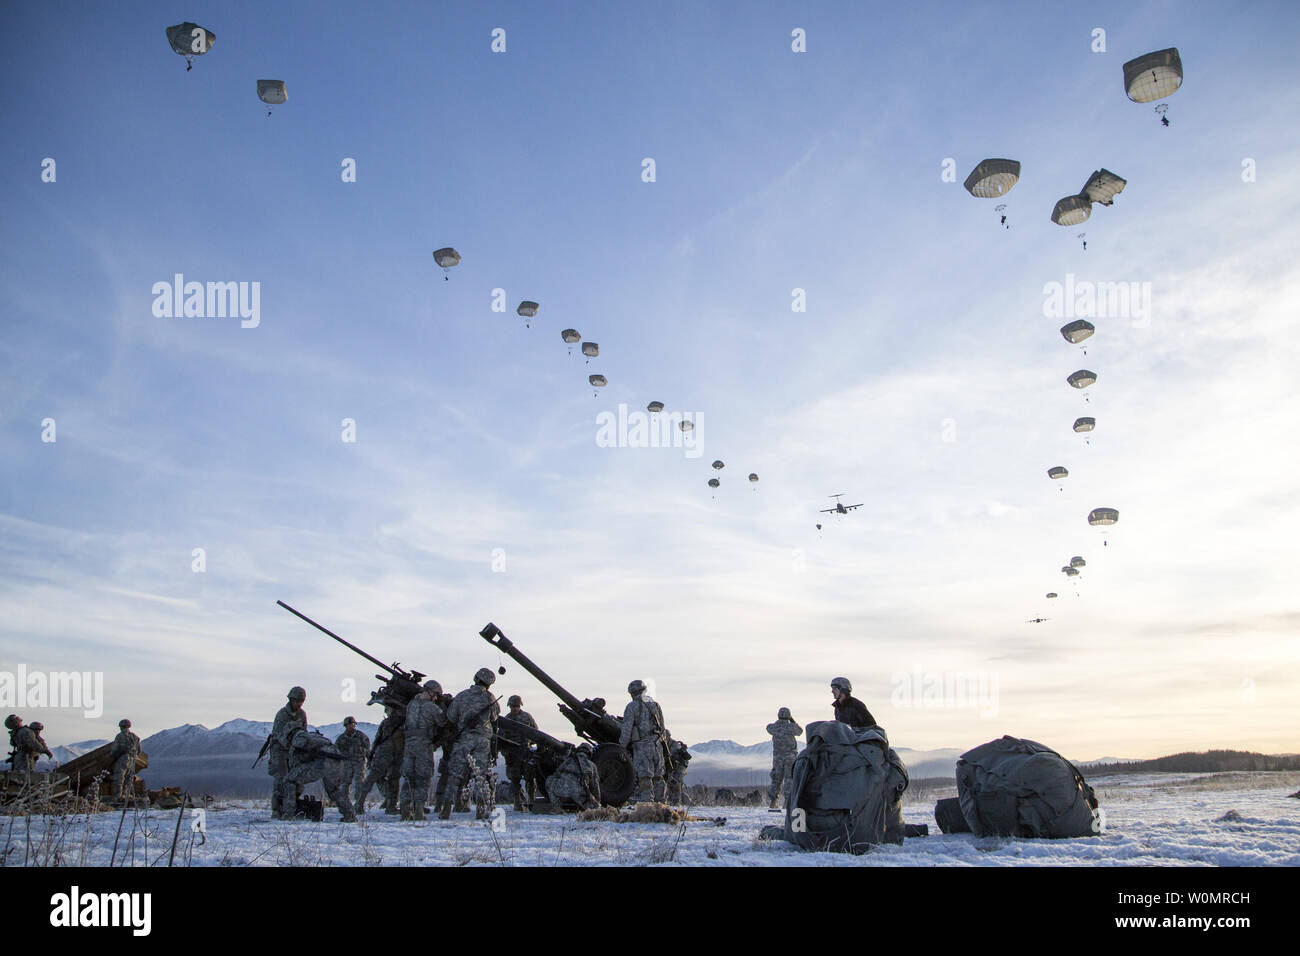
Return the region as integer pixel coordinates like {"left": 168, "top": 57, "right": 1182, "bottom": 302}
{"left": 438, "top": 799, "right": 452, "bottom": 820}
{"left": 411, "top": 803, "right": 426, "bottom": 821}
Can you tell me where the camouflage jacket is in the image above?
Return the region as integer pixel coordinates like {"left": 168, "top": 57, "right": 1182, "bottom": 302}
{"left": 371, "top": 713, "right": 404, "bottom": 756}
{"left": 12, "top": 726, "right": 50, "bottom": 763}
{"left": 271, "top": 704, "right": 307, "bottom": 757}
{"left": 404, "top": 696, "right": 449, "bottom": 750}
{"left": 335, "top": 728, "right": 370, "bottom": 760}
{"left": 110, "top": 730, "right": 142, "bottom": 760}
{"left": 766, "top": 718, "right": 803, "bottom": 755}
{"left": 618, "top": 695, "right": 665, "bottom": 747}
{"left": 446, "top": 686, "right": 498, "bottom": 738}
{"left": 556, "top": 750, "right": 601, "bottom": 801}
{"left": 499, "top": 709, "right": 537, "bottom": 745}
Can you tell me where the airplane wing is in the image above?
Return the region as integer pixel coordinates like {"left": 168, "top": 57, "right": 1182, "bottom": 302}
{"left": 819, "top": 508, "right": 836, "bottom": 514}
{"left": 845, "top": 504, "right": 864, "bottom": 511}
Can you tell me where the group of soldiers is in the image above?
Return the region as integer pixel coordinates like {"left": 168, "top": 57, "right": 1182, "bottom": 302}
{"left": 764, "top": 676, "right": 877, "bottom": 809}
{"left": 265, "top": 670, "right": 693, "bottom": 822}
{"left": 5, "top": 714, "right": 141, "bottom": 803}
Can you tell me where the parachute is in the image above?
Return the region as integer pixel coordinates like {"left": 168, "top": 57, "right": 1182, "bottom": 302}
{"left": 166, "top": 23, "right": 215, "bottom": 71}
{"left": 1123, "top": 48, "right": 1183, "bottom": 104}
{"left": 708, "top": 478, "right": 720, "bottom": 489}
{"left": 588, "top": 374, "right": 607, "bottom": 388}
{"left": 1069, "top": 556, "right": 1086, "bottom": 569}
{"left": 1060, "top": 319, "right": 1095, "bottom": 345}
{"left": 432, "top": 247, "right": 460, "bottom": 280}
{"left": 679, "top": 420, "right": 694, "bottom": 432}
{"left": 561, "top": 329, "right": 581, "bottom": 354}
{"left": 748, "top": 473, "right": 759, "bottom": 483}
{"left": 1047, "top": 466, "right": 1069, "bottom": 480}
{"left": 1061, "top": 566, "right": 1079, "bottom": 577}
{"left": 1067, "top": 369, "right": 1097, "bottom": 389}
{"left": 581, "top": 342, "right": 598, "bottom": 362}
{"left": 257, "top": 80, "right": 287, "bottom": 117}
{"left": 711, "top": 460, "right": 724, "bottom": 470}
{"left": 1073, "top": 417, "right": 1095, "bottom": 432}
{"left": 1088, "top": 507, "right": 1119, "bottom": 526}
{"left": 647, "top": 401, "right": 664, "bottom": 414}
{"left": 1081, "top": 169, "right": 1127, "bottom": 207}
{"left": 518, "top": 301, "right": 539, "bottom": 328}
{"left": 963, "top": 159, "right": 1020, "bottom": 198}
{"left": 1045, "top": 592, "right": 1058, "bottom": 599}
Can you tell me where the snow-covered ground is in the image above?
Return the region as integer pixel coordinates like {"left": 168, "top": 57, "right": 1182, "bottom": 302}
{"left": 8, "top": 771, "right": 1298, "bottom": 867}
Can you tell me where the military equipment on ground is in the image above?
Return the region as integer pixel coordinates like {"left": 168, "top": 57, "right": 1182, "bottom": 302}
{"left": 277, "top": 600, "right": 426, "bottom": 709}
{"left": 479, "top": 622, "right": 637, "bottom": 806}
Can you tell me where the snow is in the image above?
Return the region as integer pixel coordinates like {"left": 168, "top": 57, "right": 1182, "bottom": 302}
{"left": 9, "top": 770, "right": 1298, "bottom": 867}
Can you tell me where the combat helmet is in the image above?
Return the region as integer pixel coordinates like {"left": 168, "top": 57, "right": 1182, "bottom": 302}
{"left": 507, "top": 695, "right": 522, "bottom": 707}
{"left": 4, "top": 715, "right": 20, "bottom": 730}
{"left": 119, "top": 718, "right": 132, "bottom": 729}
{"left": 30, "top": 721, "right": 44, "bottom": 732}
{"left": 830, "top": 677, "right": 852, "bottom": 694}
{"left": 287, "top": 686, "right": 307, "bottom": 701}
{"left": 778, "top": 707, "right": 791, "bottom": 720}
{"left": 343, "top": 716, "right": 356, "bottom": 726}
{"left": 473, "top": 667, "right": 496, "bottom": 687}
{"left": 422, "top": 680, "right": 443, "bottom": 696}
{"left": 576, "top": 743, "right": 594, "bottom": 757}
{"left": 627, "top": 679, "right": 646, "bottom": 696}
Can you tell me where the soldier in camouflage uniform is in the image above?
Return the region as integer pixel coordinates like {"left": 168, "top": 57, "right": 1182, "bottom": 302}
{"left": 109, "top": 718, "right": 142, "bottom": 802}
{"left": 399, "top": 681, "right": 448, "bottom": 820}
{"left": 356, "top": 704, "right": 403, "bottom": 815}
{"left": 334, "top": 716, "right": 369, "bottom": 805}
{"left": 438, "top": 668, "right": 500, "bottom": 820}
{"left": 268, "top": 687, "right": 308, "bottom": 819}
{"left": 545, "top": 743, "right": 601, "bottom": 811}
{"left": 765, "top": 706, "right": 803, "bottom": 809}
{"left": 285, "top": 727, "right": 356, "bottom": 822}
{"left": 500, "top": 695, "right": 538, "bottom": 811}
{"left": 618, "top": 679, "right": 666, "bottom": 804}
{"left": 6, "top": 714, "right": 52, "bottom": 775}
{"left": 663, "top": 734, "right": 691, "bottom": 805}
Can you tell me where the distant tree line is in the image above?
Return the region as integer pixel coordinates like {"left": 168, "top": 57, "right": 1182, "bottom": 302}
{"left": 1093, "top": 750, "right": 1300, "bottom": 774}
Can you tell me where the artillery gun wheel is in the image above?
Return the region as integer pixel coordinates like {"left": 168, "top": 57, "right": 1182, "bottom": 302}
{"left": 593, "top": 743, "right": 636, "bottom": 806}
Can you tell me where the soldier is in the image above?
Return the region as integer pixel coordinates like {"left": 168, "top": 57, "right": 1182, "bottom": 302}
{"left": 335, "top": 716, "right": 369, "bottom": 806}
{"left": 500, "top": 694, "right": 538, "bottom": 811}
{"left": 765, "top": 707, "right": 803, "bottom": 809}
{"left": 618, "top": 679, "right": 666, "bottom": 804}
{"left": 438, "top": 669, "right": 500, "bottom": 821}
{"left": 356, "top": 704, "right": 403, "bottom": 815}
{"left": 830, "top": 677, "right": 876, "bottom": 730}
{"left": 109, "top": 718, "right": 142, "bottom": 802}
{"left": 285, "top": 727, "right": 356, "bottom": 822}
{"left": 545, "top": 743, "right": 601, "bottom": 811}
{"left": 7, "top": 714, "right": 53, "bottom": 775}
{"left": 399, "top": 681, "right": 449, "bottom": 820}
{"left": 664, "top": 734, "right": 691, "bottom": 805}
{"left": 268, "top": 686, "right": 308, "bottom": 819}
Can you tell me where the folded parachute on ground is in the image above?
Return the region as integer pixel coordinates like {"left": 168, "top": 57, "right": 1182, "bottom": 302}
{"left": 762, "top": 720, "right": 908, "bottom": 853}
{"left": 952, "top": 736, "right": 1098, "bottom": 838}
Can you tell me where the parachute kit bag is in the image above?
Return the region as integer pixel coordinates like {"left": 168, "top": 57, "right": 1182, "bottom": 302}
{"left": 778, "top": 720, "right": 908, "bottom": 854}
{"left": 934, "top": 796, "right": 971, "bottom": 833}
{"left": 955, "top": 736, "right": 1098, "bottom": 838}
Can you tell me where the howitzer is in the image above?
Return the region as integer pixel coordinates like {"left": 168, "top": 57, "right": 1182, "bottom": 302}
{"left": 479, "top": 622, "right": 637, "bottom": 806}
{"left": 277, "top": 600, "right": 425, "bottom": 709}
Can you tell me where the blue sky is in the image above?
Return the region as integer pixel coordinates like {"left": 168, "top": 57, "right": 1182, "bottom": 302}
{"left": 2, "top": 1, "right": 1298, "bottom": 759}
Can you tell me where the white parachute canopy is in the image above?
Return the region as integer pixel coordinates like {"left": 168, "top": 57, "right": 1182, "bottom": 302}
{"left": 963, "top": 159, "right": 1021, "bottom": 198}
{"left": 1123, "top": 48, "right": 1183, "bottom": 103}
{"left": 1073, "top": 417, "right": 1096, "bottom": 433}
{"left": 1052, "top": 195, "right": 1092, "bottom": 226}
{"left": 1081, "top": 169, "right": 1127, "bottom": 207}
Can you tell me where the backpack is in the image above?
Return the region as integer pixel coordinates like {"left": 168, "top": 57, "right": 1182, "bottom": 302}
{"left": 779, "top": 720, "right": 908, "bottom": 854}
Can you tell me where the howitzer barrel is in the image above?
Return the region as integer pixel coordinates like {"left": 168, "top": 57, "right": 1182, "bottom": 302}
{"left": 278, "top": 601, "right": 397, "bottom": 677}
{"left": 479, "top": 623, "right": 585, "bottom": 712}
{"left": 498, "top": 715, "right": 570, "bottom": 753}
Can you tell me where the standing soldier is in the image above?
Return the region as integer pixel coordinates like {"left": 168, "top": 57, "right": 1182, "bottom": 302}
{"left": 6, "top": 715, "right": 52, "bottom": 774}
{"left": 830, "top": 677, "right": 876, "bottom": 730}
{"left": 500, "top": 695, "right": 538, "bottom": 811}
{"left": 29, "top": 722, "right": 52, "bottom": 768}
{"left": 439, "top": 669, "right": 500, "bottom": 821}
{"left": 268, "top": 686, "right": 308, "bottom": 819}
{"left": 663, "top": 734, "right": 691, "bottom": 805}
{"left": 765, "top": 707, "right": 803, "bottom": 809}
{"left": 334, "top": 716, "right": 369, "bottom": 807}
{"left": 356, "top": 704, "right": 403, "bottom": 815}
{"left": 545, "top": 743, "right": 602, "bottom": 811}
{"left": 399, "top": 681, "right": 448, "bottom": 820}
{"left": 109, "top": 718, "right": 142, "bottom": 803}
{"left": 618, "top": 679, "right": 666, "bottom": 804}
